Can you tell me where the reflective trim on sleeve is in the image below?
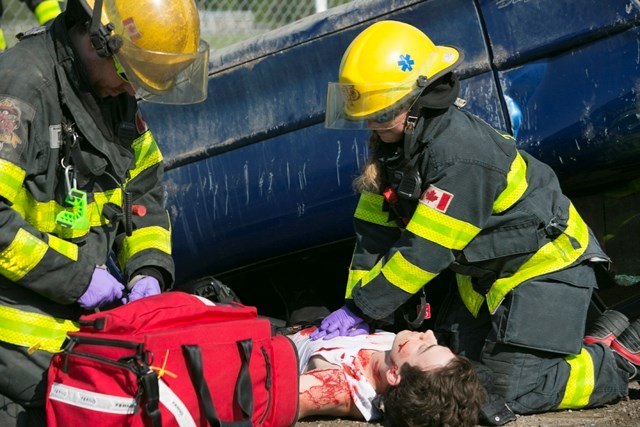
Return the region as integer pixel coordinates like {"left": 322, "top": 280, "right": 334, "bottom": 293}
{"left": 118, "top": 226, "right": 171, "bottom": 267}
{"left": 456, "top": 274, "right": 485, "bottom": 318}
{"left": 354, "top": 192, "right": 398, "bottom": 227}
{"left": 346, "top": 269, "right": 366, "bottom": 298}
{"left": 407, "top": 203, "right": 481, "bottom": 250}
{"left": 33, "top": 0, "right": 61, "bottom": 25}
{"left": 360, "top": 258, "right": 383, "bottom": 288}
{"left": 0, "top": 158, "right": 26, "bottom": 204}
{"left": 487, "top": 203, "right": 589, "bottom": 313}
{"left": 0, "top": 304, "right": 79, "bottom": 353}
{"left": 128, "top": 131, "right": 163, "bottom": 182}
{"left": 380, "top": 251, "right": 437, "bottom": 294}
{"left": 47, "top": 234, "right": 78, "bottom": 261}
{"left": 558, "top": 348, "right": 594, "bottom": 409}
{"left": 0, "top": 228, "right": 47, "bottom": 281}
{"left": 493, "top": 151, "right": 528, "bottom": 214}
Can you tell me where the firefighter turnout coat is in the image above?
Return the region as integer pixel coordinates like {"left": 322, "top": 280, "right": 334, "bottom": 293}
{"left": 345, "top": 105, "right": 607, "bottom": 324}
{"left": 0, "top": 14, "right": 174, "bottom": 404}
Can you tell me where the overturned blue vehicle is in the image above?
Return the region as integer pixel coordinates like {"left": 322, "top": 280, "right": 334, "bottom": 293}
{"left": 141, "top": 0, "right": 640, "bottom": 320}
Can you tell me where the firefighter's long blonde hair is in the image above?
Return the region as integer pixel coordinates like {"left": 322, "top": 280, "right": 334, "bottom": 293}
{"left": 353, "top": 133, "right": 384, "bottom": 194}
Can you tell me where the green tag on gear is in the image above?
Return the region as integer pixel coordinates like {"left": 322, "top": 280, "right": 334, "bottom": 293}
{"left": 55, "top": 189, "right": 89, "bottom": 230}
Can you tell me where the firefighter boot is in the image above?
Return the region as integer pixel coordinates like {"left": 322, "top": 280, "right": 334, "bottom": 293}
{"left": 611, "top": 317, "right": 640, "bottom": 382}
{"left": 584, "top": 310, "right": 629, "bottom": 346}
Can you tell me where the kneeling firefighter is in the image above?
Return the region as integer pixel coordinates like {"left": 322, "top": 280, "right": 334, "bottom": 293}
{"left": 313, "top": 20, "right": 634, "bottom": 423}
{"left": 0, "top": 0, "right": 209, "bottom": 424}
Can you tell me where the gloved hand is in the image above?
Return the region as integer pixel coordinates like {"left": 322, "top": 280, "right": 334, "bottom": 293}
{"left": 124, "top": 275, "right": 161, "bottom": 303}
{"left": 310, "top": 305, "right": 370, "bottom": 340}
{"left": 78, "top": 266, "right": 125, "bottom": 310}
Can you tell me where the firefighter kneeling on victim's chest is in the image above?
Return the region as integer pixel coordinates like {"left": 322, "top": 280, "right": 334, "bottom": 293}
{"left": 313, "top": 20, "right": 640, "bottom": 425}
{"left": 0, "top": 0, "right": 209, "bottom": 424}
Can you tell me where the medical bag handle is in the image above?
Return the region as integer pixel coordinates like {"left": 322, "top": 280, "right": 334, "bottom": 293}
{"left": 182, "top": 340, "right": 254, "bottom": 427}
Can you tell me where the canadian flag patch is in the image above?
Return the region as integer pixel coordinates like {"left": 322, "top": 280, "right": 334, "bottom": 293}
{"left": 420, "top": 185, "right": 454, "bottom": 212}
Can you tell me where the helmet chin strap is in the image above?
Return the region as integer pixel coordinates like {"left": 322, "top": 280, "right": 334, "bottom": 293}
{"left": 88, "top": 0, "right": 122, "bottom": 58}
{"left": 404, "top": 75, "right": 429, "bottom": 135}
{"left": 394, "top": 73, "right": 463, "bottom": 201}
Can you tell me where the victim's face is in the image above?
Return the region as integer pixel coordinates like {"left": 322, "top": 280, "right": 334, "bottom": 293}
{"left": 390, "top": 330, "right": 455, "bottom": 372}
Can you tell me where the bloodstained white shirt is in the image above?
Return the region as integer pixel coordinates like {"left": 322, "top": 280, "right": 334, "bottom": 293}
{"left": 290, "top": 328, "right": 395, "bottom": 420}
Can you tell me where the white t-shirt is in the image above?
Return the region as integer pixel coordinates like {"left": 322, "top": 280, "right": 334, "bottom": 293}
{"left": 290, "top": 329, "right": 395, "bottom": 421}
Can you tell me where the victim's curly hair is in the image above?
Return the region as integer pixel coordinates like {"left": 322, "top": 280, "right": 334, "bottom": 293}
{"left": 382, "top": 356, "right": 486, "bottom": 427}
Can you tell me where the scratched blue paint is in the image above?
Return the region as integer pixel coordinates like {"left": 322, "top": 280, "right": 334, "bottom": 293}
{"left": 141, "top": 0, "right": 640, "bottom": 285}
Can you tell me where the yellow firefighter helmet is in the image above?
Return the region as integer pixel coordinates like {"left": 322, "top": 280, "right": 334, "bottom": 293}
{"left": 325, "top": 20, "right": 461, "bottom": 129}
{"left": 78, "top": 0, "right": 209, "bottom": 104}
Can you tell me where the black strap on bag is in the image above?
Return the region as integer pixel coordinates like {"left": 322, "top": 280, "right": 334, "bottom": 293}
{"left": 235, "top": 340, "right": 254, "bottom": 419}
{"left": 183, "top": 339, "right": 254, "bottom": 427}
{"left": 140, "top": 369, "right": 162, "bottom": 427}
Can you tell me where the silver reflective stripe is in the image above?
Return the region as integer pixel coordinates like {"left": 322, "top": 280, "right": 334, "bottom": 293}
{"left": 48, "top": 382, "right": 136, "bottom": 414}
{"left": 158, "top": 378, "right": 197, "bottom": 427}
{"left": 49, "top": 379, "right": 196, "bottom": 426}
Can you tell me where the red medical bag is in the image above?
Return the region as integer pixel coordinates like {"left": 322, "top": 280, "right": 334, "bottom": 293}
{"left": 46, "top": 291, "right": 299, "bottom": 427}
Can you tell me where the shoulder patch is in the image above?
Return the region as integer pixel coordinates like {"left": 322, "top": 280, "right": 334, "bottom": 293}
{"left": 419, "top": 184, "right": 454, "bottom": 213}
{"left": 0, "top": 99, "right": 23, "bottom": 149}
{"left": 0, "top": 96, "right": 35, "bottom": 155}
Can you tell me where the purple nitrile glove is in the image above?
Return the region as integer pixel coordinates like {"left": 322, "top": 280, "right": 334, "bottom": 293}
{"left": 124, "top": 275, "right": 161, "bottom": 303}
{"left": 78, "top": 266, "right": 125, "bottom": 310}
{"left": 310, "top": 305, "right": 369, "bottom": 340}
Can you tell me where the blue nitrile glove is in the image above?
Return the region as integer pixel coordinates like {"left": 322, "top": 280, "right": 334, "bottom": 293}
{"left": 78, "top": 266, "right": 125, "bottom": 310}
{"left": 124, "top": 275, "right": 161, "bottom": 303}
{"left": 310, "top": 305, "right": 370, "bottom": 340}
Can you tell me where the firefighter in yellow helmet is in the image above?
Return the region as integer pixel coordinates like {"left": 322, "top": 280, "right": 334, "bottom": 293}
{"left": 0, "top": 0, "right": 208, "bottom": 424}
{"left": 68, "top": 0, "right": 209, "bottom": 104}
{"left": 316, "top": 20, "right": 637, "bottom": 424}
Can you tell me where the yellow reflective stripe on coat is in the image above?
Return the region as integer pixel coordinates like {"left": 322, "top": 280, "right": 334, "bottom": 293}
{"left": 118, "top": 226, "right": 171, "bottom": 267}
{"left": 558, "top": 348, "right": 594, "bottom": 409}
{"left": 47, "top": 234, "right": 78, "bottom": 261}
{"left": 345, "top": 269, "right": 366, "bottom": 298}
{"left": 0, "top": 305, "right": 78, "bottom": 353}
{"left": 407, "top": 203, "right": 481, "bottom": 250}
{"left": 0, "top": 228, "right": 47, "bottom": 281}
{"left": 381, "top": 251, "right": 438, "bottom": 294}
{"left": 0, "top": 158, "right": 26, "bottom": 204}
{"left": 354, "top": 192, "right": 397, "bottom": 227}
{"left": 11, "top": 187, "right": 122, "bottom": 239}
{"left": 33, "top": 0, "right": 61, "bottom": 25}
{"left": 456, "top": 274, "right": 485, "bottom": 317}
{"left": 361, "top": 259, "right": 383, "bottom": 288}
{"left": 128, "top": 131, "right": 163, "bottom": 182}
{"left": 486, "top": 203, "right": 589, "bottom": 313}
{"left": 493, "top": 152, "right": 528, "bottom": 214}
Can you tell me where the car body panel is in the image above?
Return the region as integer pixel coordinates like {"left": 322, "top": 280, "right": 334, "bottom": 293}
{"left": 140, "top": 0, "right": 640, "bottom": 318}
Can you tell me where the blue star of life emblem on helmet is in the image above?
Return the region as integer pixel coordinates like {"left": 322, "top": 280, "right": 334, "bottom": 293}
{"left": 398, "top": 54, "right": 415, "bottom": 72}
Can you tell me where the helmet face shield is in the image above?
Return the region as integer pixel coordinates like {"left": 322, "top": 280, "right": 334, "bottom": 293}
{"left": 83, "top": 0, "right": 209, "bottom": 104}
{"left": 324, "top": 81, "right": 420, "bottom": 130}
{"left": 116, "top": 39, "right": 210, "bottom": 104}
